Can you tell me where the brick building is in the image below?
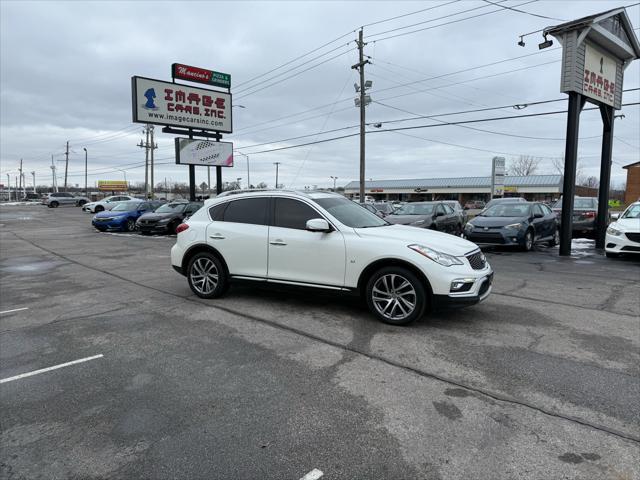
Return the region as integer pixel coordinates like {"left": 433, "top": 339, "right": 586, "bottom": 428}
{"left": 623, "top": 161, "right": 640, "bottom": 204}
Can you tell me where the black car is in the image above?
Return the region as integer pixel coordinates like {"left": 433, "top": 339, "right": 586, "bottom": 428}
{"left": 136, "top": 201, "right": 203, "bottom": 234}
{"left": 385, "top": 201, "right": 464, "bottom": 235}
{"left": 464, "top": 202, "right": 558, "bottom": 251}
{"left": 551, "top": 196, "right": 604, "bottom": 238}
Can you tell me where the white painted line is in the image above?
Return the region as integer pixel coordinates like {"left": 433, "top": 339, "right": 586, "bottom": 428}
{"left": 0, "top": 307, "right": 29, "bottom": 315}
{"left": 0, "top": 354, "right": 104, "bottom": 384}
{"left": 299, "top": 469, "right": 323, "bottom": 480}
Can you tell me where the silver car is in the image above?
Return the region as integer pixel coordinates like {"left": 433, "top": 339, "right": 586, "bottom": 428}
{"left": 43, "top": 192, "right": 90, "bottom": 208}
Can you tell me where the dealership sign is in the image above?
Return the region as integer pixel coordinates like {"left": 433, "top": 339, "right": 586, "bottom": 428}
{"left": 98, "top": 180, "right": 128, "bottom": 191}
{"left": 583, "top": 43, "right": 616, "bottom": 107}
{"left": 131, "top": 76, "right": 232, "bottom": 133}
{"left": 175, "top": 138, "right": 234, "bottom": 167}
{"left": 491, "top": 156, "right": 505, "bottom": 198}
{"left": 172, "top": 63, "right": 231, "bottom": 89}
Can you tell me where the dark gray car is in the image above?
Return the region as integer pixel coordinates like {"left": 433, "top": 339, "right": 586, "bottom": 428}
{"left": 552, "top": 196, "right": 603, "bottom": 238}
{"left": 136, "top": 201, "right": 202, "bottom": 234}
{"left": 385, "top": 201, "right": 464, "bottom": 235}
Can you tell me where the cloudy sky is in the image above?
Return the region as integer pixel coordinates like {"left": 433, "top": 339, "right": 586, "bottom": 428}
{"left": 1, "top": 0, "right": 639, "bottom": 191}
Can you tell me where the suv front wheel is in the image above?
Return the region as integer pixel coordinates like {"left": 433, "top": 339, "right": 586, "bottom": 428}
{"left": 187, "top": 252, "right": 229, "bottom": 299}
{"left": 365, "top": 266, "right": 427, "bottom": 325}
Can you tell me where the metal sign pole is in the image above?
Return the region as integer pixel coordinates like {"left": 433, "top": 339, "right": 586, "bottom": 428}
{"left": 595, "top": 105, "right": 615, "bottom": 248}
{"left": 559, "top": 92, "right": 586, "bottom": 256}
{"left": 188, "top": 128, "right": 196, "bottom": 201}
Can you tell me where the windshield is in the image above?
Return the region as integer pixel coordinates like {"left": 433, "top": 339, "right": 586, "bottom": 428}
{"left": 621, "top": 204, "right": 640, "bottom": 219}
{"left": 393, "top": 203, "right": 434, "bottom": 215}
{"left": 155, "top": 203, "right": 186, "bottom": 213}
{"left": 314, "top": 197, "right": 387, "bottom": 228}
{"left": 482, "top": 204, "right": 531, "bottom": 217}
{"left": 111, "top": 201, "right": 140, "bottom": 212}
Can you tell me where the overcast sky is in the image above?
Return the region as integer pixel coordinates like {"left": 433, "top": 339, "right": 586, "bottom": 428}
{"left": 1, "top": 0, "right": 639, "bottom": 191}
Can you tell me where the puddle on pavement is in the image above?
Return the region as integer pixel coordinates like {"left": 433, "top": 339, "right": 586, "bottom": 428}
{"left": 1, "top": 258, "right": 66, "bottom": 274}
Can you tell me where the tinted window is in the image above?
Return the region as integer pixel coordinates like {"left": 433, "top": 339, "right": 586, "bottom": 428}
{"left": 274, "top": 198, "right": 320, "bottom": 230}
{"left": 209, "top": 203, "right": 227, "bottom": 221}
{"left": 443, "top": 204, "right": 454, "bottom": 214}
{"left": 394, "top": 203, "right": 434, "bottom": 215}
{"left": 223, "top": 198, "right": 268, "bottom": 225}
{"left": 436, "top": 204, "right": 446, "bottom": 215}
{"left": 541, "top": 204, "right": 552, "bottom": 215}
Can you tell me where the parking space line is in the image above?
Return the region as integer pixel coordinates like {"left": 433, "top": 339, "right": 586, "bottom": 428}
{"left": 0, "top": 354, "right": 104, "bottom": 384}
{"left": 0, "top": 307, "right": 29, "bottom": 315}
{"left": 299, "top": 469, "right": 323, "bottom": 480}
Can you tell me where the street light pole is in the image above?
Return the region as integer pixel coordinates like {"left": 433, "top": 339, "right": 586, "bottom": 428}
{"left": 83, "top": 147, "right": 88, "bottom": 196}
{"left": 6, "top": 173, "right": 10, "bottom": 201}
{"left": 273, "top": 162, "right": 281, "bottom": 189}
{"left": 330, "top": 176, "right": 338, "bottom": 191}
{"left": 31, "top": 171, "right": 36, "bottom": 194}
{"left": 236, "top": 152, "right": 250, "bottom": 188}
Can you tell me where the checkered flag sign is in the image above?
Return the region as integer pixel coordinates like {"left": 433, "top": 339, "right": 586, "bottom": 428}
{"left": 176, "top": 138, "right": 234, "bottom": 167}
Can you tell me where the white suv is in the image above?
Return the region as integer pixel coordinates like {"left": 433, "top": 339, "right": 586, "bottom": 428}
{"left": 171, "top": 190, "right": 493, "bottom": 325}
{"left": 82, "top": 195, "right": 138, "bottom": 213}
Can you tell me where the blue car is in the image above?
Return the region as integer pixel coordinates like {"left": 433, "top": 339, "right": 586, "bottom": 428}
{"left": 92, "top": 200, "right": 161, "bottom": 232}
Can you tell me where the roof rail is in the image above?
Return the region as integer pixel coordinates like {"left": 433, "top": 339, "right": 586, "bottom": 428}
{"left": 216, "top": 188, "right": 311, "bottom": 198}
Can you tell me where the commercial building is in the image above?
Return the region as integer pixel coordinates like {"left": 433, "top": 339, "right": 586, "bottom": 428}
{"left": 623, "top": 161, "right": 640, "bottom": 204}
{"left": 344, "top": 175, "right": 564, "bottom": 203}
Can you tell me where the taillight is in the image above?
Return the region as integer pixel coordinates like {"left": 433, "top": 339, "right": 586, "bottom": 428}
{"left": 176, "top": 223, "right": 189, "bottom": 234}
{"left": 583, "top": 211, "right": 596, "bottom": 218}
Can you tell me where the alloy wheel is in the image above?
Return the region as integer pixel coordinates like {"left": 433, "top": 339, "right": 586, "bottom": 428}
{"left": 371, "top": 273, "right": 417, "bottom": 321}
{"left": 525, "top": 231, "right": 533, "bottom": 251}
{"left": 190, "top": 257, "right": 219, "bottom": 295}
{"left": 127, "top": 219, "right": 136, "bottom": 231}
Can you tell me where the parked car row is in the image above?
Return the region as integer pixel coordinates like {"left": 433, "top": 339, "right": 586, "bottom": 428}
{"left": 43, "top": 192, "right": 90, "bottom": 207}
{"left": 90, "top": 199, "right": 203, "bottom": 234}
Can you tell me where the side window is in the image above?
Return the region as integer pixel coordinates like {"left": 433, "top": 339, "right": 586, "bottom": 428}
{"left": 186, "top": 204, "right": 200, "bottom": 215}
{"left": 436, "top": 204, "right": 446, "bottom": 215}
{"left": 223, "top": 198, "right": 268, "bottom": 225}
{"left": 533, "top": 204, "right": 544, "bottom": 216}
{"left": 274, "top": 198, "right": 321, "bottom": 230}
{"left": 444, "top": 204, "right": 454, "bottom": 214}
{"left": 209, "top": 203, "right": 227, "bottom": 221}
{"left": 541, "top": 204, "right": 552, "bottom": 215}
{"left": 138, "top": 202, "right": 149, "bottom": 210}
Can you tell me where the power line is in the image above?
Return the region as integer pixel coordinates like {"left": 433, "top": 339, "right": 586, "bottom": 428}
{"left": 362, "top": 0, "right": 461, "bottom": 28}
{"left": 481, "top": 0, "right": 565, "bottom": 21}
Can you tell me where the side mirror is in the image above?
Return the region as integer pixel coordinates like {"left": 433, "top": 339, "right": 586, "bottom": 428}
{"left": 436, "top": 211, "right": 445, "bottom": 217}
{"left": 306, "top": 218, "right": 331, "bottom": 232}
{"left": 534, "top": 213, "right": 544, "bottom": 218}
{"left": 611, "top": 213, "right": 620, "bottom": 220}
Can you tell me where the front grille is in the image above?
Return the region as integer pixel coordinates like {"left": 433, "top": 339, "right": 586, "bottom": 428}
{"left": 622, "top": 245, "right": 640, "bottom": 252}
{"left": 96, "top": 217, "right": 112, "bottom": 222}
{"left": 466, "top": 250, "right": 487, "bottom": 270}
{"left": 625, "top": 232, "right": 640, "bottom": 243}
{"left": 469, "top": 232, "right": 505, "bottom": 244}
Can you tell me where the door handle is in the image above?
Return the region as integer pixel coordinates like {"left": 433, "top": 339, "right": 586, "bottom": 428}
{"left": 209, "top": 234, "right": 225, "bottom": 239}
{"left": 269, "top": 240, "right": 287, "bottom": 246}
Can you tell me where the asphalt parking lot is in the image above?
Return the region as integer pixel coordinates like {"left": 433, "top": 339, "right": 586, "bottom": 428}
{"left": 1, "top": 204, "right": 639, "bottom": 480}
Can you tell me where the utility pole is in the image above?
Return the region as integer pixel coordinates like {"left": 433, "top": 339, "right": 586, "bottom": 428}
{"left": 207, "top": 167, "right": 211, "bottom": 197}
{"left": 330, "top": 176, "right": 338, "bottom": 191}
{"left": 18, "top": 158, "right": 23, "bottom": 193}
{"left": 64, "top": 141, "right": 69, "bottom": 191}
{"left": 138, "top": 125, "right": 150, "bottom": 198}
{"left": 21, "top": 172, "right": 26, "bottom": 198}
{"left": 352, "top": 28, "right": 370, "bottom": 204}
{"left": 150, "top": 125, "right": 157, "bottom": 199}
{"left": 83, "top": 148, "right": 88, "bottom": 196}
{"left": 6, "top": 174, "right": 10, "bottom": 201}
{"left": 31, "top": 171, "right": 36, "bottom": 193}
{"left": 51, "top": 155, "right": 58, "bottom": 192}
{"left": 274, "top": 162, "right": 281, "bottom": 188}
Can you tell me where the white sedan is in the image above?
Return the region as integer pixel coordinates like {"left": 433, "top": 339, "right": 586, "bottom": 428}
{"left": 170, "top": 190, "right": 492, "bottom": 325}
{"left": 82, "top": 195, "right": 139, "bottom": 213}
{"left": 605, "top": 202, "right": 640, "bottom": 258}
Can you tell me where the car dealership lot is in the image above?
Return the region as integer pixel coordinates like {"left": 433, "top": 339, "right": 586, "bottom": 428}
{"left": 1, "top": 205, "right": 639, "bottom": 479}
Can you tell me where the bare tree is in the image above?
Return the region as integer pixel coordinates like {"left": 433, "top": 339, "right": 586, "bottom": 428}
{"left": 550, "top": 156, "right": 584, "bottom": 182}
{"left": 508, "top": 155, "right": 540, "bottom": 176}
{"left": 580, "top": 176, "right": 600, "bottom": 188}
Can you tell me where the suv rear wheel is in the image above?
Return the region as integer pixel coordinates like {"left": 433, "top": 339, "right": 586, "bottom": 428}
{"left": 187, "top": 252, "right": 229, "bottom": 299}
{"left": 366, "top": 267, "right": 427, "bottom": 325}
{"left": 50, "top": 201, "right": 59, "bottom": 208}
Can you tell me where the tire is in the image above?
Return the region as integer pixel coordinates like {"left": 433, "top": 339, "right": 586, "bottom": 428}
{"left": 50, "top": 201, "right": 59, "bottom": 208}
{"left": 77, "top": 200, "right": 87, "bottom": 206}
{"left": 455, "top": 224, "right": 463, "bottom": 236}
{"left": 125, "top": 219, "right": 136, "bottom": 232}
{"left": 94, "top": 205, "right": 104, "bottom": 213}
{"left": 605, "top": 251, "right": 620, "bottom": 258}
{"left": 521, "top": 229, "right": 534, "bottom": 252}
{"left": 365, "top": 266, "right": 427, "bottom": 326}
{"left": 548, "top": 228, "right": 559, "bottom": 247}
{"left": 187, "top": 252, "right": 228, "bottom": 299}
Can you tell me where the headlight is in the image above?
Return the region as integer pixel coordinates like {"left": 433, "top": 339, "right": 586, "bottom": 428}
{"left": 157, "top": 218, "right": 171, "bottom": 224}
{"left": 504, "top": 223, "right": 523, "bottom": 230}
{"left": 411, "top": 220, "right": 425, "bottom": 225}
{"left": 606, "top": 226, "right": 622, "bottom": 236}
{"left": 464, "top": 223, "right": 474, "bottom": 232}
{"left": 408, "top": 244, "right": 463, "bottom": 267}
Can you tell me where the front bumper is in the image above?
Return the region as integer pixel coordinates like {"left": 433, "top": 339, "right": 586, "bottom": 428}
{"left": 137, "top": 222, "right": 171, "bottom": 233}
{"left": 605, "top": 232, "right": 640, "bottom": 254}
{"left": 92, "top": 218, "right": 127, "bottom": 231}
{"left": 465, "top": 227, "right": 525, "bottom": 246}
{"left": 433, "top": 272, "right": 493, "bottom": 309}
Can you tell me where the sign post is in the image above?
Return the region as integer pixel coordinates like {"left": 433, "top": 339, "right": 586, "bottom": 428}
{"left": 545, "top": 8, "right": 639, "bottom": 255}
